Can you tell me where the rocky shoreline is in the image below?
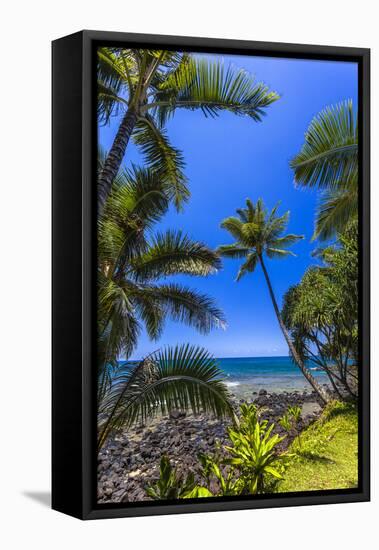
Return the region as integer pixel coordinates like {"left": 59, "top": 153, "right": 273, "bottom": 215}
{"left": 97, "top": 389, "right": 325, "bottom": 503}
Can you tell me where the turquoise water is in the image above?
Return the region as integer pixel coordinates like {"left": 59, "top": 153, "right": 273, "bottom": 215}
{"left": 217, "top": 356, "right": 330, "bottom": 394}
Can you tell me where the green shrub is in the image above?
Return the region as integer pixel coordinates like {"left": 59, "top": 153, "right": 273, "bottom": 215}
{"left": 145, "top": 456, "right": 196, "bottom": 500}
{"left": 146, "top": 403, "right": 292, "bottom": 499}
{"left": 224, "top": 404, "right": 290, "bottom": 494}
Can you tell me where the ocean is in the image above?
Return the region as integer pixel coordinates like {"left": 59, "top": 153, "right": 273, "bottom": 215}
{"left": 217, "top": 356, "right": 330, "bottom": 397}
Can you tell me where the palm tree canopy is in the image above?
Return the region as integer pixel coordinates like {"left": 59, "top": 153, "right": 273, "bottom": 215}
{"left": 97, "top": 344, "right": 236, "bottom": 450}
{"left": 98, "top": 49, "right": 280, "bottom": 123}
{"left": 290, "top": 100, "right": 358, "bottom": 240}
{"left": 98, "top": 165, "right": 225, "bottom": 367}
{"left": 217, "top": 198, "right": 304, "bottom": 281}
{"left": 98, "top": 48, "right": 280, "bottom": 210}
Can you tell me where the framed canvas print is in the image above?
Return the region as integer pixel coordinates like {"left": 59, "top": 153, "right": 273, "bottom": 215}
{"left": 52, "top": 30, "right": 370, "bottom": 520}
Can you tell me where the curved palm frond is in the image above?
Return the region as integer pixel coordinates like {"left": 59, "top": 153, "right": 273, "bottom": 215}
{"left": 268, "top": 233, "right": 304, "bottom": 249}
{"left": 132, "top": 230, "right": 221, "bottom": 281}
{"left": 265, "top": 248, "right": 296, "bottom": 259}
{"left": 103, "top": 164, "right": 169, "bottom": 225}
{"left": 236, "top": 252, "right": 259, "bottom": 281}
{"left": 141, "top": 283, "right": 226, "bottom": 333}
{"left": 315, "top": 186, "right": 358, "bottom": 241}
{"left": 97, "top": 344, "right": 236, "bottom": 450}
{"left": 220, "top": 217, "right": 246, "bottom": 242}
{"left": 98, "top": 165, "right": 169, "bottom": 270}
{"left": 216, "top": 244, "right": 250, "bottom": 259}
{"left": 133, "top": 116, "right": 189, "bottom": 211}
{"left": 149, "top": 57, "right": 280, "bottom": 126}
{"left": 98, "top": 277, "right": 141, "bottom": 364}
{"left": 290, "top": 100, "right": 358, "bottom": 240}
{"left": 97, "top": 48, "right": 137, "bottom": 124}
{"left": 290, "top": 100, "right": 358, "bottom": 190}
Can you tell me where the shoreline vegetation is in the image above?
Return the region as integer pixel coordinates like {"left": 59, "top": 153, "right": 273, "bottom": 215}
{"left": 97, "top": 48, "right": 359, "bottom": 502}
{"left": 97, "top": 390, "right": 358, "bottom": 503}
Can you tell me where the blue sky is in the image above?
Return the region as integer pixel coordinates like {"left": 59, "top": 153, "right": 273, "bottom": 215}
{"left": 99, "top": 53, "right": 358, "bottom": 359}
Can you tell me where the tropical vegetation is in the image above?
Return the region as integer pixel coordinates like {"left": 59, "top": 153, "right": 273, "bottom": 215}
{"left": 97, "top": 48, "right": 279, "bottom": 214}
{"left": 95, "top": 47, "right": 359, "bottom": 500}
{"left": 217, "top": 198, "right": 330, "bottom": 403}
{"left": 146, "top": 403, "right": 291, "bottom": 499}
{"left": 97, "top": 161, "right": 225, "bottom": 370}
{"left": 98, "top": 344, "right": 236, "bottom": 450}
{"left": 145, "top": 400, "right": 358, "bottom": 499}
{"left": 96, "top": 48, "right": 281, "bottom": 452}
{"left": 97, "top": 162, "right": 237, "bottom": 449}
{"left": 282, "top": 220, "right": 358, "bottom": 401}
{"left": 290, "top": 100, "right": 358, "bottom": 240}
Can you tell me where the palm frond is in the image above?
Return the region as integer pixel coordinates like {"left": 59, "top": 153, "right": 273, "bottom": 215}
{"left": 290, "top": 100, "right": 358, "bottom": 190}
{"left": 314, "top": 187, "right": 358, "bottom": 241}
{"left": 103, "top": 165, "right": 169, "bottom": 226}
{"left": 131, "top": 290, "right": 165, "bottom": 341}
{"left": 132, "top": 230, "right": 221, "bottom": 281}
{"left": 217, "top": 243, "right": 250, "bottom": 259}
{"left": 98, "top": 277, "right": 141, "bottom": 362}
{"left": 133, "top": 116, "right": 189, "bottom": 210}
{"left": 142, "top": 283, "right": 226, "bottom": 333}
{"left": 97, "top": 344, "right": 235, "bottom": 450}
{"left": 149, "top": 57, "right": 280, "bottom": 126}
{"left": 220, "top": 217, "right": 246, "bottom": 242}
{"left": 268, "top": 233, "right": 304, "bottom": 249}
{"left": 265, "top": 248, "right": 296, "bottom": 259}
{"left": 98, "top": 165, "right": 169, "bottom": 270}
{"left": 97, "top": 48, "right": 135, "bottom": 124}
{"left": 236, "top": 252, "right": 258, "bottom": 281}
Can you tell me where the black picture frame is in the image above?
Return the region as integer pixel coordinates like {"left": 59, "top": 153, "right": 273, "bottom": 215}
{"left": 52, "top": 30, "right": 370, "bottom": 520}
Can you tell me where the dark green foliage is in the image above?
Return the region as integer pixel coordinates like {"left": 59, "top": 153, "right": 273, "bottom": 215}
{"left": 282, "top": 220, "right": 358, "bottom": 400}
{"left": 145, "top": 456, "right": 197, "bottom": 500}
{"left": 196, "top": 452, "right": 245, "bottom": 496}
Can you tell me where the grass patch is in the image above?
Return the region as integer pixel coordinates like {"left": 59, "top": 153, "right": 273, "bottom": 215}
{"left": 277, "top": 401, "right": 358, "bottom": 493}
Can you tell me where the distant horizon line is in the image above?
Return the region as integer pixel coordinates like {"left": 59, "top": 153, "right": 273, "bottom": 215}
{"left": 126, "top": 354, "right": 292, "bottom": 362}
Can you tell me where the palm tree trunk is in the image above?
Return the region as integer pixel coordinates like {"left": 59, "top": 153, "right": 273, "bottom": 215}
{"left": 259, "top": 256, "right": 329, "bottom": 404}
{"left": 97, "top": 107, "right": 138, "bottom": 215}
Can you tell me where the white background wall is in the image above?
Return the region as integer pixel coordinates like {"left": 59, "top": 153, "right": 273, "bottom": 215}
{"left": 1, "top": 1, "right": 376, "bottom": 548}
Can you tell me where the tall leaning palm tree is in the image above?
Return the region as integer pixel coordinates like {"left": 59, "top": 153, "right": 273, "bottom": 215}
{"left": 97, "top": 48, "right": 280, "bottom": 214}
{"left": 290, "top": 100, "right": 358, "bottom": 240}
{"left": 217, "top": 198, "right": 329, "bottom": 403}
{"left": 98, "top": 164, "right": 226, "bottom": 372}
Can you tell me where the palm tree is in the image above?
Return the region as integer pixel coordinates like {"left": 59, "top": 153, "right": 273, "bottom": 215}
{"left": 97, "top": 48, "right": 280, "bottom": 214}
{"left": 217, "top": 198, "right": 329, "bottom": 403}
{"left": 290, "top": 100, "right": 358, "bottom": 240}
{"left": 98, "top": 164, "right": 226, "bottom": 372}
{"left": 97, "top": 344, "right": 236, "bottom": 451}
